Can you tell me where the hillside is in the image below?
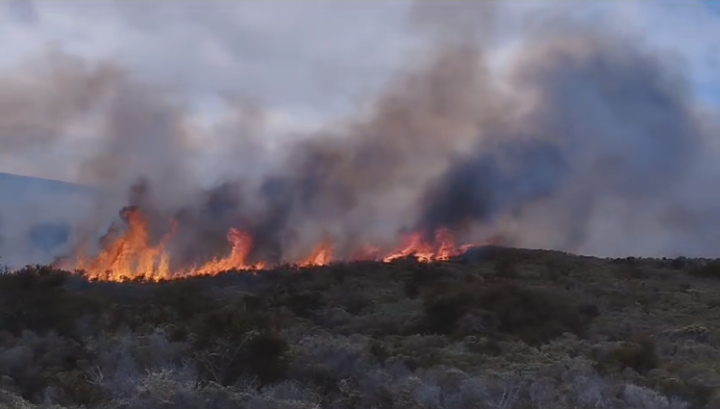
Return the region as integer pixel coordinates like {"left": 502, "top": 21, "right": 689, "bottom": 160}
{"left": 0, "top": 171, "right": 100, "bottom": 266}
{"left": 0, "top": 247, "right": 719, "bottom": 409}
{"left": 0, "top": 172, "right": 93, "bottom": 196}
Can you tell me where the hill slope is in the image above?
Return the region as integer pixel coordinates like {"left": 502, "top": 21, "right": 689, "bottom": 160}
{"left": 0, "top": 247, "right": 718, "bottom": 408}
{"left": 0, "top": 171, "right": 100, "bottom": 265}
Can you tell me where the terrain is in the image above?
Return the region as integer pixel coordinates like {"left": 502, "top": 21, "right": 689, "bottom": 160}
{"left": 0, "top": 247, "right": 720, "bottom": 409}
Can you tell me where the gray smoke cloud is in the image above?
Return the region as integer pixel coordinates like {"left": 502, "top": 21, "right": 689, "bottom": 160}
{"left": 0, "top": 1, "right": 718, "bottom": 268}
{"left": 164, "top": 3, "right": 716, "bottom": 263}
{"left": 0, "top": 49, "right": 203, "bottom": 265}
{"left": 418, "top": 24, "right": 706, "bottom": 255}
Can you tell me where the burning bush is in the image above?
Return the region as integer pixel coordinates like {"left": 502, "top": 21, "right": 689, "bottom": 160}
{"left": 53, "top": 207, "right": 500, "bottom": 283}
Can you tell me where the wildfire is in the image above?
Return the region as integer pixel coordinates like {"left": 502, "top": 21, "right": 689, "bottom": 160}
{"left": 57, "top": 208, "right": 498, "bottom": 282}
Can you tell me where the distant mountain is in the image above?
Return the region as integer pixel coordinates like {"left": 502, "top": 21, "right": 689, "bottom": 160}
{"left": 0, "top": 172, "right": 95, "bottom": 197}
{"left": 0, "top": 172, "right": 100, "bottom": 266}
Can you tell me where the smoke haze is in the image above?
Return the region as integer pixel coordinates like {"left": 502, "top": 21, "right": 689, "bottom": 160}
{"left": 0, "top": 1, "right": 719, "bottom": 267}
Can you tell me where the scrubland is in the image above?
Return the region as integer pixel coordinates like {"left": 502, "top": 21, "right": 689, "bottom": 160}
{"left": 1, "top": 247, "right": 720, "bottom": 408}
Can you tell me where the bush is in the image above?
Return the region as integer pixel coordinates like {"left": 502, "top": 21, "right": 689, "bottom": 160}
{"left": 597, "top": 333, "right": 659, "bottom": 375}
{"left": 622, "top": 384, "right": 689, "bottom": 409}
{"left": 283, "top": 292, "right": 326, "bottom": 318}
{"left": 403, "top": 280, "right": 421, "bottom": 299}
{"left": 415, "top": 282, "right": 599, "bottom": 345}
{"left": 416, "top": 293, "right": 471, "bottom": 336}
{"left": 688, "top": 260, "right": 720, "bottom": 279}
{"left": 0, "top": 266, "right": 98, "bottom": 337}
{"left": 668, "top": 257, "right": 689, "bottom": 270}
{"left": 193, "top": 330, "right": 289, "bottom": 387}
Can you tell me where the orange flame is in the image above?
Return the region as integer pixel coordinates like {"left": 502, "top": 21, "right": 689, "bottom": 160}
{"left": 185, "top": 228, "right": 265, "bottom": 276}
{"left": 350, "top": 245, "right": 381, "bottom": 262}
{"left": 60, "top": 208, "right": 498, "bottom": 282}
{"left": 72, "top": 208, "right": 175, "bottom": 281}
{"left": 298, "top": 237, "right": 334, "bottom": 267}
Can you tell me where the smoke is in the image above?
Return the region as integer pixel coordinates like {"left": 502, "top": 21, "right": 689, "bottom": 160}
{"left": 0, "top": 49, "right": 202, "bottom": 265}
{"left": 1, "top": 1, "right": 719, "bottom": 267}
{"left": 416, "top": 20, "right": 706, "bottom": 256}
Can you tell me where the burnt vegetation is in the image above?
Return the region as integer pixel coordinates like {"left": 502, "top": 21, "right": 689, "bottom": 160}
{"left": 0, "top": 248, "right": 719, "bottom": 408}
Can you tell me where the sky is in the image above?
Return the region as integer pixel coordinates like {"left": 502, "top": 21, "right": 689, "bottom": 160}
{"left": 0, "top": 0, "right": 719, "bottom": 182}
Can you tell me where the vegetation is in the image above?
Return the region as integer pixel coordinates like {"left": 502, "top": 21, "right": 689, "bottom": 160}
{"left": 0, "top": 247, "right": 719, "bottom": 408}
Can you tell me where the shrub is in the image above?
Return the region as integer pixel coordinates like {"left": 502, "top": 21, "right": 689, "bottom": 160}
{"left": 283, "top": 292, "right": 326, "bottom": 318}
{"left": 193, "top": 330, "right": 288, "bottom": 387}
{"left": 339, "top": 294, "right": 374, "bottom": 316}
{"left": 416, "top": 293, "right": 471, "bottom": 336}
{"left": 403, "top": 280, "right": 421, "bottom": 299}
{"left": 0, "top": 330, "right": 96, "bottom": 404}
{"left": 0, "top": 266, "right": 98, "bottom": 337}
{"left": 494, "top": 258, "right": 520, "bottom": 278}
{"left": 599, "top": 333, "right": 659, "bottom": 375}
{"left": 47, "top": 369, "right": 109, "bottom": 406}
{"left": 668, "top": 257, "right": 689, "bottom": 270}
{"left": 622, "top": 384, "right": 689, "bottom": 409}
{"left": 688, "top": 260, "right": 720, "bottom": 279}
{"left": 414, "top": 282, "right": 599, "bottom": 345}
{"left": 288, "top": 334, "right": 374, "bottom": 395}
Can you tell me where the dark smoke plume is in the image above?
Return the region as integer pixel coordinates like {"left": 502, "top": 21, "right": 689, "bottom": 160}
{"left": 417, "top": 139, "right": 569, "bottom": 236}
{"left": 412, "top": 22, "right": 704, "bottom": 253}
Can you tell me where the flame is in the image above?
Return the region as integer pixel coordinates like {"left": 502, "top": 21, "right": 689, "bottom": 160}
{"left": 185, "top": 228, "right": 265, "bottom": 276}
{"left": 72, "top": 208, "right": 175, "bottom": 281}
{"left": 58, "top": 208, "right": 499, "bottom": 282}
{"left": 382, "top": 232, "right": 434, "bottom": 263}
{"left": 298, "top": 237, "right": 334, "bottom": 267}
{"left": 350, "top": 245, "right": 381, "bottom": 262}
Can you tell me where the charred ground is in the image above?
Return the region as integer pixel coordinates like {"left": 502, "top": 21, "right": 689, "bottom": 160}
{"left": 0, "top": 248, "right": 719, "bottom": 408}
